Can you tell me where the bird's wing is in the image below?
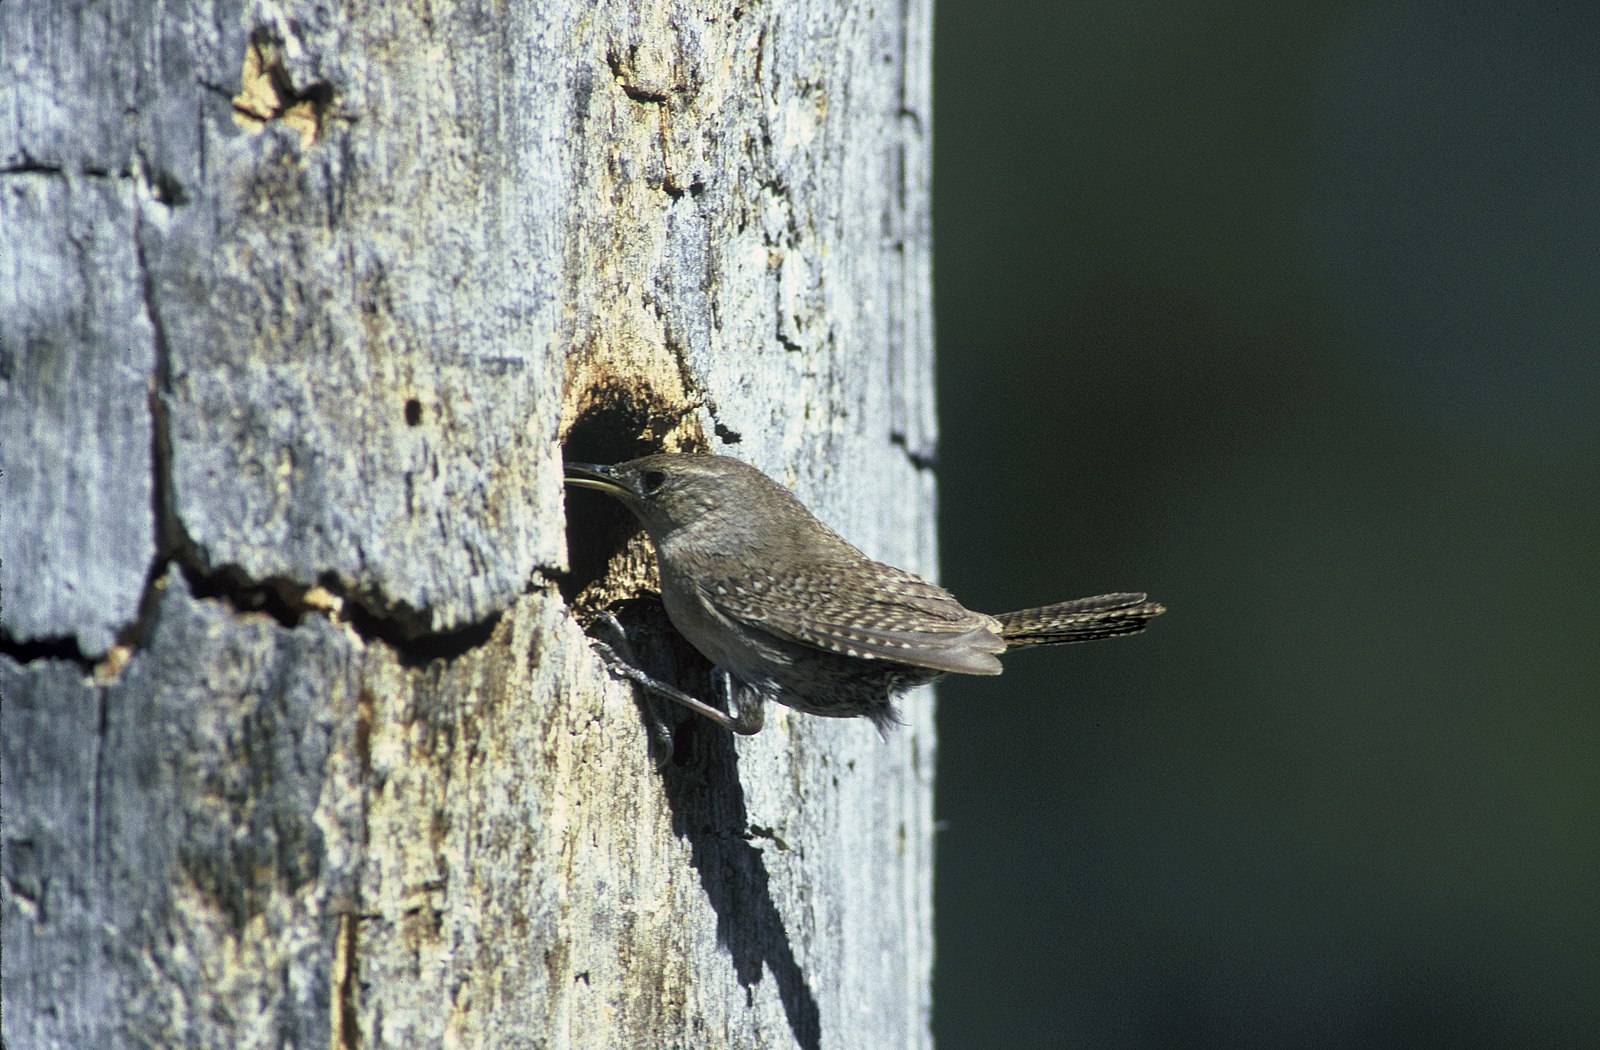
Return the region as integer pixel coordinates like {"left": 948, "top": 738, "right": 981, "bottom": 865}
{"left": 701, "top": 560, "right": 1005, "bottom": 676}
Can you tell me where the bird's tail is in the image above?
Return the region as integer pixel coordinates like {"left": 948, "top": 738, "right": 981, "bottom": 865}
{"left": 995, "top": 593, "right": 1165, "bottom": 647}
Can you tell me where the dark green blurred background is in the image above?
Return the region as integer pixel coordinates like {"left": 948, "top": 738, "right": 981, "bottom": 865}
{"left": 931, "top": 3, "right": 1599, "bottom": 1047}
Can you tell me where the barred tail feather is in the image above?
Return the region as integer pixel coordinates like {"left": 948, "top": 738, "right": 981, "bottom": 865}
{"left": 995, "top": 593, "right": 1165, "bottom": 648}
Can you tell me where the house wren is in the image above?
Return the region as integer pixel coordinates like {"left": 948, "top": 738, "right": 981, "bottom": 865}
{"left": 565, "top": 453, "right": 1163, "bottom": 735}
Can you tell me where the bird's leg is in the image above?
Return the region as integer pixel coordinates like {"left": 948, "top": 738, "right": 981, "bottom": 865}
{"left": 714, "top": 667, "right": 767, "bottom": 736}
{"left": 585, "top": 610, "right": 764, "bottom": 735}
{"left": 584, "top": 609, "right": 674, "bottom": 761}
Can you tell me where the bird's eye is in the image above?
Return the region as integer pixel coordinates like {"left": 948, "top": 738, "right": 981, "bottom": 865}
{"left": 640, "top": 469, "right": 668, "bottom": 494}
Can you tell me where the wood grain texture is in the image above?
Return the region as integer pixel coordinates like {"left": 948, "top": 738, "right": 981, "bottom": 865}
{"left": 2, "top": 0, "right": 935, "bottom": 1046}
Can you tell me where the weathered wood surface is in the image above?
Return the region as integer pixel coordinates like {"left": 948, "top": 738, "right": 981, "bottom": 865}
{"left": 2, "top": 0, "right": 935, "bottom": 1047}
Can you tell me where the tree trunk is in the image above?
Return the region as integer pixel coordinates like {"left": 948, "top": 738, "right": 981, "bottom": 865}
{"left": 1, "top": 1, "right": 936, "bottom": 1047}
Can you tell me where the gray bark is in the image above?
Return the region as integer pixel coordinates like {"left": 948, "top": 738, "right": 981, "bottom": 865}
{"left": 2, "top": 0, "right": 935, "bottom": 1048}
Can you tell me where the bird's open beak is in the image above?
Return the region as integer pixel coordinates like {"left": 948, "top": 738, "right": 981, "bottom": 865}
{"left": 563, "top": 461, "right": 629, "bottom": 497}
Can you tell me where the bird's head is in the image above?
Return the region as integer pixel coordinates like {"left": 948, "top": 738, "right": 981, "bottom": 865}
{"left": 564, "top": 453, "right": 817, "bottom": 552}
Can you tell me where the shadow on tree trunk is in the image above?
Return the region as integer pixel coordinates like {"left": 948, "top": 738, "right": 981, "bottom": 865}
{"left": 613, "top": 596, "right": 823, "bottom": 1049}
{"left": 664, "top": 725, "right": 822, "bottom": 1050}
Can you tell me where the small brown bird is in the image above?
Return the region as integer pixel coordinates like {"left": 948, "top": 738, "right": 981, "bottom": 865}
{"left": 565, "top": 453, "right": 1163, "bottom": 735}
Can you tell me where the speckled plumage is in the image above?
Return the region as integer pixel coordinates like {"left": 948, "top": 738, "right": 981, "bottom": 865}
{"left": 566, "top": 454, "right": 1163, "bottom": 734}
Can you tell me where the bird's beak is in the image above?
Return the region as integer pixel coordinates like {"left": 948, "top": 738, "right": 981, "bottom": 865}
{"left": 563, "top": 461, "right": 630, "bottom": 498}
